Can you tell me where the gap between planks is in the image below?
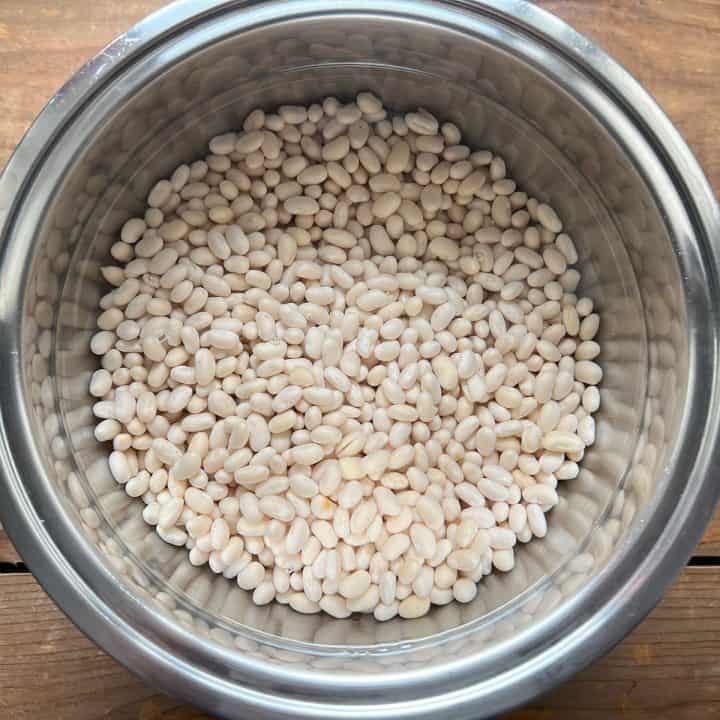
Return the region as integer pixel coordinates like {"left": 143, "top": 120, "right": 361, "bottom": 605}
{"left": 0, "top": 568, "right": 719, "bottom": 719}
{"left": 3, "top": 507, "right": 720, "bottom": 564}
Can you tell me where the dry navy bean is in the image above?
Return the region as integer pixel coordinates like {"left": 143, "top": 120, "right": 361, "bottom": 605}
{"left": 93, "top": 93, "right": 600, "bottom": 623}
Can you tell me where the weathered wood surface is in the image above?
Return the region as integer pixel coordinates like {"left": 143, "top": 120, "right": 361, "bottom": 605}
{"left": 1, "top": 1, "right": 719, "bottom": 718}
{"left": 1, "top": 570, "right": 718, "bottom": 719}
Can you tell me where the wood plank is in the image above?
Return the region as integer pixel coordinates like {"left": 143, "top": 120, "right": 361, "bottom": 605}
{"left": 534, "top": 0, "right": 720, "bottom": 553}
{"left": 0, "top": 531, "right": 21, "bottom": 564}
{"left": 0, "top": 0, "right": 719, "bottom": 560}
{"left": 509, "top": 566, "right": 720, "bottom": 719}
{"left": 0, "top": 0, "right": 718, "bottom": 560}
{"left": 0, "top": 568, "right": 718, "bottom": 719}
{"left": 0, "top": 0, "right": 166, "bottom": 169}
{"left": 697, "top": 510, "right": 720, "bottom": 556}
{"left": 0, "top": 0, "right": 163, "bottom": 566}
{"left": 0, "top": 575, "right": 212, "bottom": 720}
{"left": 539, "top": 0, "right": 720, "bottom": 199}
{"left": 0, "top": 1, "right": 719, "bottom": 718}
{"left": 4, "top": 0, "right": 715, "bottom": 195}
{"left": 2, "top": 0, "right": 719, "bottom": 199}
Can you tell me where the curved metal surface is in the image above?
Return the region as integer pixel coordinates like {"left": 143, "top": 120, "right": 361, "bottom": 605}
{"left": 0, "top": 1, "right": 718, "bottom": 718}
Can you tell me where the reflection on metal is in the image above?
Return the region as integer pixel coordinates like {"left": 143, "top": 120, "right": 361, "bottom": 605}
{"left": 0, "top": 1, "right": 718, "bottom": 718}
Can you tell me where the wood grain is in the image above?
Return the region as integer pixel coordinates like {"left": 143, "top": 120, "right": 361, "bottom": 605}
{"left": 541, "top": 0, "right": 720, "bottom": 199}
{"left": 1, "top": 0, "right": 719, "bottom": 198}
{"left": 0, "top": 0, "right": 719, "bottom": 561}
{"left": 0, "top": 575, "right": 209, "bottom": 720}
{"left": 1, "top": 569, "right": 718, "bottom": 719}
{"left": 1, "top": 0, "right": 720, "bottom": 718}
{"left": 513, "top": 567, "right": 720, "bottom": 720}
{"left": 697, "top": 519, "right": 720, "bottom": 557}
{"left": 0, "top": 532, "right": 21, "bottom": 565}
{"left": 0, "top": 0, "right": 166, "bottom": 168}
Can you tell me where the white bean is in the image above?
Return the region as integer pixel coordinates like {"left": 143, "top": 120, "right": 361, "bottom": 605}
{"left": 93, "top": 93, "right": 601, "bottom": 623}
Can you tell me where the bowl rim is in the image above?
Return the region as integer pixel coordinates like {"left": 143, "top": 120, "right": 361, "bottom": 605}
{"left": 1, "top": 1, "right": 719, "bottom": 718}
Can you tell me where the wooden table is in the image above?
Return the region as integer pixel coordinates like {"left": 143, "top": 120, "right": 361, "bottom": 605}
{"left": 1, "top": 1, "right": 719, "bottom": 717}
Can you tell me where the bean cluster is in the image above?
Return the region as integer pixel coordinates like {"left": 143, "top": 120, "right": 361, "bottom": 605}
{"left": 91, "top": 93, "right": 602, "bottom": 620}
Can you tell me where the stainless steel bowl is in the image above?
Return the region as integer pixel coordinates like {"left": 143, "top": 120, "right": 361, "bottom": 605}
{"left": 1, "top": 1, "right": 719, "bottom": 717}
